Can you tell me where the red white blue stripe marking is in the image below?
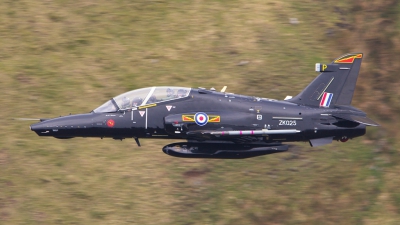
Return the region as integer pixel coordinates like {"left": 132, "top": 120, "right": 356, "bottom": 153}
{"left": 320, "top": 92, "right": 333, "bottom": 108}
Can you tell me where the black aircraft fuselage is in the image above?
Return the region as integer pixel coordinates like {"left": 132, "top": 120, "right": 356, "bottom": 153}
{"left": 30, "top": 53, "right": 378, "bottom": 159}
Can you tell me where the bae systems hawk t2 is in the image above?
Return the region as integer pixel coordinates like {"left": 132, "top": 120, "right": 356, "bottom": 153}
{"left": 30, "top": 53, "right": 378, "bottom": 159}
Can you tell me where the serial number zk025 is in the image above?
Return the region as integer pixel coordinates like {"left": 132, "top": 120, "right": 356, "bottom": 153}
{"left": 279, "top": 120, "right": 296, "bottom": 126}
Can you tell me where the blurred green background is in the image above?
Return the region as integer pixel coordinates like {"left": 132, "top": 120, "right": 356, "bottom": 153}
{"left": 1, "top": 0, "right": 400, "bottom": 224}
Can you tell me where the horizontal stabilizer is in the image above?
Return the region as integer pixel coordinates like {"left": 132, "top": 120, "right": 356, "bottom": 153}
{"left": 333, "top": 114, "right": 379, "bottom": 126}
{"left": 351, "top": 115, "right": 379, "bottom": 126}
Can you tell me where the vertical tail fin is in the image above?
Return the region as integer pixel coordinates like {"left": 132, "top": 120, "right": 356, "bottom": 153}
{"left": 287, "top": 53, "right": 363, "bottom": 107}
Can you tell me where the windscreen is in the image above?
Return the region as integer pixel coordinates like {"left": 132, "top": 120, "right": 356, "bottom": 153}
{"left": 93, "top": 100, "right": 118, "bottom": 113}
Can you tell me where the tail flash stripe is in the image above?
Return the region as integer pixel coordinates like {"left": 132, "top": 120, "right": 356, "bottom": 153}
{"left": 327, "top": 93, "right": 333, "bottom": 106}
{"left": 338, "top": 56, "right": 355, "bottom": 63}
{"left": 320, "top": 93, "right": 327, "bottom": 107}
{"left": 320, "top": 92, "right": 333, "bottom": 107}
{"left": 334, "top": 53, "right": 363, "bottom": 64}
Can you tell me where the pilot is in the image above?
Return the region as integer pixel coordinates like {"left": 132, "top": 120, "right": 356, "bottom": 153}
{"left": 147, "top": 95, "right": 157, "bottom": 104}
{"left": 132, "top": 97, "right": 143, "bottom": 107}
{"left": 121, "top": 97, "right": 130, "bottom": 109}
{"left": 166, "top": 88, "right": 174, "bottom": 98}
{"left": 177, "top": 89, "right": 187, "bottom": 98}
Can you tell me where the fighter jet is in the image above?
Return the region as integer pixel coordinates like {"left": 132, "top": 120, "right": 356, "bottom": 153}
{"left": 30, "top": 53, "right": 378, "bottom": 158}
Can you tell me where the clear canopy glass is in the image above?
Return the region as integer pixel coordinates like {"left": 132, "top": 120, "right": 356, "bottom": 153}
{"left": 93, "top": 100, "right": 118, "bottom": 113}
{"left": 93, "top": 87, "right": 191, "bottom": 113}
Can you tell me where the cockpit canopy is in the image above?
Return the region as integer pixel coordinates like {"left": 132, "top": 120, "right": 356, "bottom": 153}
{"left": 93, "top": 86, "right": 191, "bottom": 113}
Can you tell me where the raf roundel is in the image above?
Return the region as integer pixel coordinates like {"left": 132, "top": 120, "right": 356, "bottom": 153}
{"left": 194, "top": 112, "right": 208, "bottom": 126}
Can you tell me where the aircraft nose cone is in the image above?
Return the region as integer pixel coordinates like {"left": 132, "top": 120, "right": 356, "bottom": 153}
{"left": 30, "top": 122, "right": 45, "bottom": 130}
{"left": 30, "top": 122, "right": 50, "bottom": 135}
{"left": 30, "top": 113, "right": 96, "bottom": 137}
{"left": 30, "top": 123, "right": 39, "bottom": 131}
{"left": 29, "top": 124, "right": 37, "bottom": 131}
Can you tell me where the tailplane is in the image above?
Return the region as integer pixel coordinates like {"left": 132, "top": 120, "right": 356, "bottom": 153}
{"left": 288, "top": 53, "right": 363, "bottom": 107}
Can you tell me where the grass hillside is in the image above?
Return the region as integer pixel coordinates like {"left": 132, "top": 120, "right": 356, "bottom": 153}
{"left": 1, "top": 0, "right": 400, "bottom": 224}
